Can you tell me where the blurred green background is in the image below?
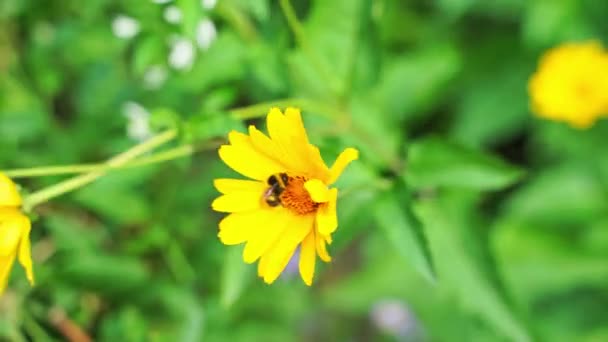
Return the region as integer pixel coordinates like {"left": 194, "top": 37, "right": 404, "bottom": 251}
{"left": 1, "top": 0, "right": 608, "bottom": 341}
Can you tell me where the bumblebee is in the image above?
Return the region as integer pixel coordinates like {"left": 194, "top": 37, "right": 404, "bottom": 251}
{"left": 263, "top": 173, "right": 289, "bottom": 206}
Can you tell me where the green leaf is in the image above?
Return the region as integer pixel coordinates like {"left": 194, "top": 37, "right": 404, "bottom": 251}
{"left": 406, "top": 137, "right": 525, "bottom": 190}
{"left": 522, "top": 0, "right": 593, "bottom": 48}
{"left": 373, "top": 189, "right": 435, "bottom": 284}
{"left": 132, "top": 35, "right": 165, "bottom": 76}
{"left": 230, "top": 0, "right": 270, "bottom": 22}
{"left": 176, "top": 0, "right": 203, "bottom": 39}
{"left": 376, "top": 43, "right": 461, "bottom": 122}
{"left": 61, "top": 253, "right": 150, "bottom": 294}
{"left": 287, "top": 0, "right": 366, "bottom": 97}
{"left": 449, "top": 36, "right": 531, "bottom": 148}
{"left": 321, "top": 233, "right": 483, "bottom": 341}
{"left": 346, "top": 95, "right": 402, "bottom": 169}
{"left": 99, "top": 307, "right": 149, "bottom": 342}
{"left": 0, "top": 76, "right": 48, "bottom": 144}
{"left": 74, "top": 188, "right": 150, "bottom": 224}
{"left": 503, "top": 163, "right": 607, "bottom": 225}
{"left": 493, "top": 219, "right": 608, "bottom": 300}
{"left": 178, "top": 31, "right": 247, "bottom": 91}
{"left": 220, "top": 245, "right": 252, "bottom": 308}
{"left": 45, "top": 215, "right": 108, "bottom": 252}
{"left": 183, "top": 111, "right": 244, "bottom": 143}
{"left": 414, "top": 192, "right": 532, "bottom": 342}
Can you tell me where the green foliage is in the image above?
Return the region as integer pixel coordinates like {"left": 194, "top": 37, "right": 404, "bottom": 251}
{"left": 1, "top": 0, "right": 607, "bottom": 340}
{"left": 406, "top": 137, "right": 525, "bottom": 190}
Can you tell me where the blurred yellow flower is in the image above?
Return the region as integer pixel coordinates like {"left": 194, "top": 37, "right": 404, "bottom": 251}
{"left": 212, "top": 107, "right": 358, "bottom": 285}
{"left": 0, "top": 173, "right": 34, "bottom": 295}
{"left": 528, "top": 40, "right": 608, "bottom": 128}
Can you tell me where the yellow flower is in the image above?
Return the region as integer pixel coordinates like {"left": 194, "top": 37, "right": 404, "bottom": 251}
{"left": 212, "top": 107, "right": 358, "bottom": 285}
{"left": 0, "top": 172, "right": 34, "bottom": 294}
{"left": 528, "top": 40, "right": 608, "bottom": 128}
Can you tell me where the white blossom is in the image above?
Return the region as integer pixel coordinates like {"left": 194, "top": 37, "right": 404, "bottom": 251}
{"left": 201, "top": 0, "right": 217, "bottom": 10}
{"left": 164, "top": 5, "right": 182, "bottom": 24}
{"left": 123, "top": 102, "right": 152, "bottom": 142}
{"left": 195, "top": 19, "right": 217, "bottom": 50}
{"left": 143, "top": 65, "right": 168, "bottom": 90}
{"left": 168, "top": 37, "right": 196, "bottom": 70}
{"left": 111, "top": 15, "right": 140, "bottom": 39}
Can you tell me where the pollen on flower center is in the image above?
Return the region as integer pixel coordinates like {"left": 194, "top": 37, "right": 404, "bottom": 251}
{"left": 279, "top": 176, "right": 319, "bottom": 215}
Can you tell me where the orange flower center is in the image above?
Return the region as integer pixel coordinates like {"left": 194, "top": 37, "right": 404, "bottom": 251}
{"left": 263, "top": 174, "right": 319, "bottom": 215}
{"left": 280, "top": 176, "right": 319, "bottom": 215}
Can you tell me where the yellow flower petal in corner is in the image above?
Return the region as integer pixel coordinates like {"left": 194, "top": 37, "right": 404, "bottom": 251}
{"left": 328, "top": 148, "right": 359, "bottom": 184}
{"left": 0, "top": 254, "right": 17, "bottom": 294}
{"left": 0, "top": 209, "right": 23, "bottom": 256}
{"left": 304, "top": 179, "right": 330, "bottom": 203}
{"left": 17, "top": 216, "right": 34, "bottom": 285}
{"left": 0, "top": 173, "right": 22, "bottom": 207}
{"left": 0, "top": 209, "right": 33, "bottom": 293}
{"left": 257, "top": 251, "right": 269, "bottom": 278}
{"left": 299, "top": 230, "right": 316, "bottom": 286}
{"left": 315, "top": 230, "right": 332, "bottom": 262}
{"left": 316, "top": 188, "right": 338, "bottom": 235}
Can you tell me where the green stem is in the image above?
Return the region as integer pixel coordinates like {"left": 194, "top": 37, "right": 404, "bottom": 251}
{"left": 216, "top": 0, "right": 258, "bottom": 43}
{"left": 22, "top": 129, "right": 177, "bottom": 211}
{"left": 278, "top": 0, "right": 343, "bottom": 96}
{"left": 229, "top": 98, "right": 340, "bottom": 120}
{"left": 5, "top": 144, "right": 197, "bottom": 179}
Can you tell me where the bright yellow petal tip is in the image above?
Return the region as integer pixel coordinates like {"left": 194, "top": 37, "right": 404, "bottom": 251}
{"left": 213, "top": 107, "right": 357, "bottom": 286}
{"left": 316, "top": 189, "right": 338, "bottom": 235}
{"left": 0, "top": 209, "right": 34, "bottom": 294}
{"left": 0, "top": 173, "right": 22, "bottom": 207}
{"left": 329, "top": 148, "right": 359, "bottom": 184}
{"left": 299, "top": 231, "right": 316, "bottom": 286}
{"left": 304, "top": 179, "right": 330, "bottom": 203}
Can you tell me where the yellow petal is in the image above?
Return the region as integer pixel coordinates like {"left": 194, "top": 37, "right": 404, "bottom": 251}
{"left": 248, "top": 126, "right": 290, "bottom": 170}
{"left": 284, "top": 108, "right": 331, "bottom": 180}
{"left": 218, "top": 131, "right": 285, "bottom": 181}
{"left": 328, "top": 148, "right": 359, "bottom": 184}
{"left": 266, "top": 108, "right": 330, "bottom": 180}
{"left": 0, "top": 173, "right": 21, "bottom": 207}
{"left": 0, "top": 209, "right": 24, "bottom": 256}
{"left": 17, "top": 217, "right": 34, "bottom": 285}
{"left": 299, "top": 230, "right": 316, "bottom": 286}
{"left": 218, "top": 210, "right": 265, "bottom": 245}
{"left": 257, "top": 252, "right": 268, "bottom": 278}
{"left": 304, "top": 179, "right": 330, "bottom": 203}
{"left": 243, "top": 208, "right": 292, "bottom": 264}
{"left": 315, "top": 230, "right": 332, "bottom": 262}
{"left": 261, "top": 214, "right": 314, "bottom": 284}
{"left": 212, "top": 194, "right": 261, "bottom": 213}
{"left": 306, "top": 145, "right": 331, "bottom": 181}
{"left": 316, "top": 188, "right": 338, "bottom": 235}
{"left": 214, "top": 178, "right": 265, "bottom": 194}
{"left": 0, "top": 254, "right": 17, "bottom": 295}
{"left": 266, "top": 108, "right": 306, "bottom": 170}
